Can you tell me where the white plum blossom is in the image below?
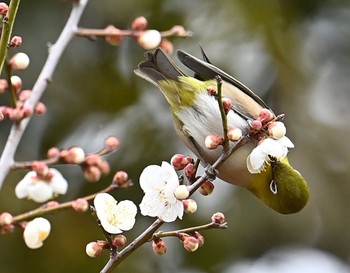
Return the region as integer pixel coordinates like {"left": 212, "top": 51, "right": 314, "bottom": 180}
{"left": 139, "top": 161, "right": 184, "bottom": 222}
{"left": 23, "top": 217, "right": 51, "bottom": 249}
{"left": 15, "top": 169, "right": 68, "bottom": 203}
{"left": 94, "top": 193, "right": 137, "bottom": 234}
{"left": 247, "top": 137, "right": 294, "bottom": 173}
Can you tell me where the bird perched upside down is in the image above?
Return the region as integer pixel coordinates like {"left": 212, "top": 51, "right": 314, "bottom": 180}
{"left": 135, "top": 48, "right": 309, "bottom": 214}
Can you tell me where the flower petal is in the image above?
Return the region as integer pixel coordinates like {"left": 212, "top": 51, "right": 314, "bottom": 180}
{"left": 28, "top": 182, "right": 54, "bottom": 203}
{"left": 49, "top": 169, "right": 68, "bottom": 195}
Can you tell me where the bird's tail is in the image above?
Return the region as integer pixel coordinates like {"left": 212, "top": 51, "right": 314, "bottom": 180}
{"left": 134, "top": 49, "right": 185, "bottom": 86}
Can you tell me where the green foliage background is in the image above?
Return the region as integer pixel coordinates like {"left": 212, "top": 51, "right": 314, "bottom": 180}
{"left": 0, "top": 0, "right": 349, "bottom": 272}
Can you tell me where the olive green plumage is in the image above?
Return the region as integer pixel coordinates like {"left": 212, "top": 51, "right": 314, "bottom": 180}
{"left": 135, "top": 48, "right": 310, "bottom": 214}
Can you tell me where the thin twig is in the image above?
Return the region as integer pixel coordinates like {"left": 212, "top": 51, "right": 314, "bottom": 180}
{"left": 0, "top": 0, "right": 21, "bottom": 76}
{"left": 0, "top": 0, "right": 89, "bottom": 190}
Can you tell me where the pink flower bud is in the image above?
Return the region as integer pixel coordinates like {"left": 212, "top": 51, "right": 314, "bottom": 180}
{"left": 159, "top": 38, "right": 173, "bottom": 54}
{"left": 10, "top": 52, "right": 30, "bottom": 70}
{"left": 44, "top": 201, "right": 60, "bottom": 209}
{"left": 222, "top": 97, "right": 233, "bottom": 114}
{"left": 152, "top": 238, "right": 167, "bottom": 256}
{"left": 112, "top": 234, "right": 127, "bottom": 249}
{"left": 182, "top": 235, "right": 199, "bottom": 252}
{"left": 19, "top": 90, "right": 32, "bottom": 101}
{"left": 174, "top": 185, "right": 190, "bottom": 200}
{"left": 205, "top": 135, "right": 223, "bottom": 149}
{"left": 31, "top": 161, "right": 49, "bottom": 177}
{"left": 131, "top": 16, "right": 148, "bottom": 31}
{"left": 47, "top": 147, "right": 60, "bottom": 159}
{"left": 207, "top": 85, "right": 217, "bottom": 96}
{"left": 0, "top": 79, "right": 8, "bottom": 93}
{"left": 192, "top": 231, "right": 204, "bottom": 247}
{"left": 64, "top": 146, "right": 85, "bottom": 164}
{"left": 84, "top": 166, "right": 101, "bottom": 182}
{"left": 112, "top": 171, "right": 129, "bottom": 187}
{"left": 9, "top": 36, "right": 22, "bottom": 47}
{"left": 258, "top": 108, "right": 274, "bottom": 123}
{"left": 84, "top": 154, "right": 102, "bottom": 166}
{"left": 250, "top": 119, "right": 263, "bottom": 131}
{"left": 211, "top": 212, "right": 225, "bottom": 224}
{"left": 184, "top": 163, "right": 196, "bottom": 180}
{"left": 268, "top": 121, "right": 286, "bottom": 139}
{"left": 0, "top": 212, "right": 13, "bottom": 225}
{"left": 199, "top": 180, "right": 214, "bottom": 196}
{"left": 104, "top": 136, "right": 120, "bottom": 151}
{"left": 170, "top": 154, "right": 192, "bottom": 170}
{"left": 170, "top": 25, "right": 188, "bottom": 36}
{"left": 34, "top": 102, "right": 47, "bottom": 116}
{"left": 86, "top": 241, "right": 107, "bottom": 258}
{"left": 227, "top": 127, "right": 242, "bottom": 141}
{"left": 137, "top": 30, "right": 162, "bottom": 50}
{"left": 97, "top": 160, "right": 110, "bottom": 175}
{"left": 71, "top": 198, "right": 89, "bottom": 212}
{"left": 182, "top": 199, "right": 197, "bottom": 214}
{"left": 0, "top": 2, "right": 8, "bottom": 16}
{"left": 10, "top": 75, "right": 22, "bottom": 91}
{"left": 104, "top": 25, "right": 123, "bottom": 46}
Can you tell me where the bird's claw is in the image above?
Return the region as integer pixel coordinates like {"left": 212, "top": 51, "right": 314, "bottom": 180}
{"left": 205, "top": 165, "right": 217, "bottom": 181}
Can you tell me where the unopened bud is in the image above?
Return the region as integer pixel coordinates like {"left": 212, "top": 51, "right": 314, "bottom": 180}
{"left": 137, "top": 30, "right": 162, "bottom": 50}
{"left": 222, "top": 98, "right": 233, "bottom": 114}
{"left": 258, "top": 108, "right": 274, "bottom": 123}
{"left": 131, "top": 16, "right": 148, "bottom": 31}
{"left": 0, "top": 79, "right": 8, "bottom": 93}
{"left": 19, "top": 90, "right": 32, "bottom": 101}
{"left": 47, "top": 147, "right": 60, "bottom": 159}
{"left": 31, "top": 161, "right": 49, "bottom": 177}
{"left": 250, "top": 119, "right": 263, "bottom": 131}
{"left": 207, "top": 86, "right": 217, "bottom": 96}
{"left": 211, "top": 212, "right": 225, "bottom": 224}
{"left": 10, "top": 75, "right": 22, "bottom": 91}
{"left": 112, "top": 234, "right": 127, "bottom": 249}
{"left": 84, "top": 166, "right": 102, "bottom": 182}
{"left": 174, "top": 185, "right": 190, "bottom": 200}
{"left": 9, "top": 36, "right": 22, "bottom": 47}
{"left": 182, "top": 235, "right": 199, "bottom": 252}
{"left": 184, "top": 163, "right": 196, "bottom": 180}
{"left": 71, "top": 198, "right": 89, "bottom": 212}
{"left": 34, "top": 102, "right": 47, "bottom": 116}
{"left": 159, "top": 38, "right": 173, "bottom": 54}
{"left": 170, "top": 154, "right": 192, "bottom": 171}
{"left": 227, "top": 127, "right": 242, "bottom": 141}
{"left": 104, "top": 25, "right": 123, "bottom": 46}
{"left": 104, "top": 136, "right": 120, "bottom": 152}
{"left": 86, "top": 241, "right": 107, "bottom": 258}
{"left": 64, "top": 146, "right": 85, "bottom": 164}
{"left": 268, "top": 121, "right": 286, "bottom": 139}
{"left": 170, "top": 25, "right": 188, "bottom": 37}
{"left": 205, "top": 135, "right": 223, "bottom": 149}
{"left": 182, "top": 199, "right": 197, "bottom": 214}
{"left": 10, "top": 52, "right": 30, "bottom": 70}
{"left": 192, "top": 231, "right": 204, "bottom": 247}
{"left": 112, "top": 171, "right": 129, "bottom": 187}
{"left": 0, "top": 212, "right": 13, "bottom": 225}
{"left": 0, "top": 2, "right": 8, "bottom": 16}
{"left": 199, "top": 180, "right": 214, "bottom": 196}
{"left": 152, "top": 238, "right": 167, "bottom": 256}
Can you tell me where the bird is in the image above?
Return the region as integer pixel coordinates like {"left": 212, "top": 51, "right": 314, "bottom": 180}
{"left": 135, "top": 48, "right": 309, "bottom": 214}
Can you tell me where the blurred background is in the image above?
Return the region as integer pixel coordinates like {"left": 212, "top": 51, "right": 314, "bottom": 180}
{"left": 0, "top": 0, "right": 349, "bottom": 272}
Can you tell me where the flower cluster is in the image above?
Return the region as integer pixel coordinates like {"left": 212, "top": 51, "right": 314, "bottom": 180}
{"left": 247, "top": 109, "right": 294, "bottom": 173}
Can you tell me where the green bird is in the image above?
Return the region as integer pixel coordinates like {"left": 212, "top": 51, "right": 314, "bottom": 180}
{"left": 135, "top": 48, "right": 309, "bottom": 214}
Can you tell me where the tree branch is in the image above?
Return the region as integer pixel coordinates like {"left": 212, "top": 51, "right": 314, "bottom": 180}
{"left": 0, "top": 0, "right": 89, "bottom": 190}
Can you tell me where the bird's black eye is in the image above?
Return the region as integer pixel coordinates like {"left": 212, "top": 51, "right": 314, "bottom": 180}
{"left": 270, "top": 180, "right": 278, "bottom": 194}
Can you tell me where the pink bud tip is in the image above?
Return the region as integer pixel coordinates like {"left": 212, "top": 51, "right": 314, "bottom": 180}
{"left": 112, "top": 171, "right": 129, "bottom": 187}
{"left": 152, "top": 238, "right": 167, "bottom": 256}
{"left": 199, "top": 180, "right": 215, "bottom": 196}
{"left": 131, "top": 16, "right": 148, "bottom": 31}
{"left": 227, "top": 127, "right": 242, "bottom": 141}
{"left": 211, "top": 212, "right": 225, "bottom": 224}
{"left": 205, "top": 135, "right": 223, "bottom": 149}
